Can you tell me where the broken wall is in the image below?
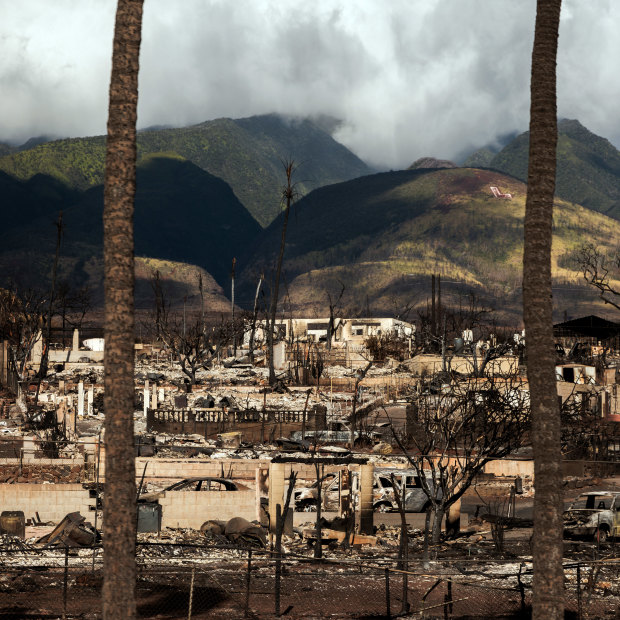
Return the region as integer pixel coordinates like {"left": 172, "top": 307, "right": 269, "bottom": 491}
{"left": 0, "top": 483, "right": 95, "bottom": 523}
{"left": 158, "top": 488, "right": 256, "bottom": 529}
{"left": 409, "top": 354, "right": 518, "bottom": 376}
{"left": 147, "top": 407, "right": 326, "bottom": 443}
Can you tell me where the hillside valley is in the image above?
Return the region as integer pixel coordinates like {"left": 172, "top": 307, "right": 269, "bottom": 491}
{"left": 2, "top": 116, "right": 620, "bottom": 325}
{"left": 239, "top": 166, "right": 620, "bottom": 325}
{"left": 0, "top": 154, "right": 259, "bottom": 307}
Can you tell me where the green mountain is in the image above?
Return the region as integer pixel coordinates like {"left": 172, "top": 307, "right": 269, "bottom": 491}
{"left": 461, "top": 147, "right": 496, "bottom": 168}
{"left": 0, "top": 154, "right": 260, "bottom": 305}
{"left": 240, "top": 166, "right": 620, "bottom": 324}
{"left": 489, "top": 119, "right": 620, "bottom": 219}
{"left": 0, "top": 114, "right": 372, "bottom": 227}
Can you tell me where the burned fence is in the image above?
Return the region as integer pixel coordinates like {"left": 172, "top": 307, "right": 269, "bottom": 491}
{"left": 147, "top": 405, "right": 327, "bottom": 443}
{"left": 1, "top": 542, "right": 619, "bottom": 619}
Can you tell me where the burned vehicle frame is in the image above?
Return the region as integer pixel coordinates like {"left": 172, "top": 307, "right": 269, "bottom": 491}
{"left": 293, "top": 468, "right": 440, "bottom": 513}
{"left": 563, "top": 491, "right": 620, "bottom": 543}
{"left": 138, "top": 477, "right": 247, "bottom": 502}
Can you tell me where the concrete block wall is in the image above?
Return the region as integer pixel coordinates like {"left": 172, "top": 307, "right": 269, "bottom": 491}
{"left": 158, "top": 489, "right": 256, "bottom": 529}
{"left": 0, "top": 484, "right": 95, "bottom": 524}
{"left": 135, "top": 458, "right": 271, "bottom": 484}
{"left": 483, "top": 459, "right": 534, "bottom": 478}
{"left": 134, "top": 458, "right": 358, "bottom": 485}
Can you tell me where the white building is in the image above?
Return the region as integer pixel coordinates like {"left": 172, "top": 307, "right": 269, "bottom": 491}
{"left": 246, "top": 317, "right": 415, "bottom": 346}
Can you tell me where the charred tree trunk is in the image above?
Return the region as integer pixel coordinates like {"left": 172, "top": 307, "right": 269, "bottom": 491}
{"left": 38, "top": 212, "right": 63, "bottom": 383}
{"left": 524, "top": 2, "right": 564, "bottom": 618}
{"left": 102, "top": 1, "right": 143, "bottom": 617}
{"left": 268, "top": 162, "right": 295, "bottom": 385}
{"left": 431, "top": 505, "right": 444, "bottom": 544}
{"left": 248, "top": 274, "right": 263, "bottom": 365}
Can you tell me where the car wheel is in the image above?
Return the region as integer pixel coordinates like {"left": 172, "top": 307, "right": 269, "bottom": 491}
{"left": 596, "top": 527, "right": 609, "bottom": 544}
{"left": 375, "top": 502, "right": 391, "bottom": 513}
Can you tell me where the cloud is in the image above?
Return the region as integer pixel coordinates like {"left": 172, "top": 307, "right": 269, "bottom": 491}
{"left": 0, "top": 1, "right": 618, "bottom": 169}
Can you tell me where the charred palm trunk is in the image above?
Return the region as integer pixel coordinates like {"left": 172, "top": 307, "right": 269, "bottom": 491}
{"left": 524, "top": 2, "right": 564, "bottom": 618}
{"left": 268, "top": 162, "right": 295, "bottom": 385}
{"left": 102, "top": 1, "right": 143, "bottom": 617}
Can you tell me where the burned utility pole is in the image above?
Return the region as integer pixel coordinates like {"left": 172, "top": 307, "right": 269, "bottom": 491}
{"left": 38, "top": 211, "right": 64, "bottom": 383}
{"left": 231, "top": 257, "right": 236, "bottom": 357}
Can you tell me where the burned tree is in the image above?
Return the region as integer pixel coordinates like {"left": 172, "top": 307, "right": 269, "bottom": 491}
{"left": 349, "top": 361, "right": 373, "bottom": 449}
{"left": 267, "top": 161, "right": 298, "bottom": 385}
{"left": 0, "top": 287, "right": 47, "bottom": 379}
{"left": 37, "top": 211, "right": 63, "bottom": 380}
{"left": 416, "top": 294, "right": 517, "bottom": 377}
{"left": 150, "top": 270, "right": 243, "bottom": 384}
{"left": 54, "top": 282, "right": 92, "bottom": 347}
{"left": 326, "top": 282, "right": 345, "bottom": 351}
{"left": 578, "top": 243, "right": 620, "bottom": 312}
{"left": 391, "top": 373, "right": 530, "bottom": 542}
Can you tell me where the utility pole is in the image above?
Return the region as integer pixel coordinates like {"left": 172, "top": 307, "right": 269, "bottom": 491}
{"left": 431, "top": 274, "right": 436, "bottom": 338}
{"left": 231, "top": 257, "right": 236, "bottom": 357}
{"left": 437, "top": 273, "right": 441, "bottom": 331}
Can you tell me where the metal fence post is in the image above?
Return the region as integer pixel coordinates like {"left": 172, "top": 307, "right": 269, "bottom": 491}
{"left": 577, "top": 563, "right": 582, "bottom": 620}
{"left": 385, "top": 567, "right": 391, "bottom": 619}
{"left": 63, "top": 546, "right": 69, "bottom": 620}
{"left": 444, "top": 578, "right": 452, "bottom": 619}
{"left": 245, "top": 549, "right": 252, "bottom": 617}
{"left": 188, "top": 567, "right": 195, "bottom": 620}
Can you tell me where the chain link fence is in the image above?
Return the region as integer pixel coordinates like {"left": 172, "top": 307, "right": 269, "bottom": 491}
{"left": 0, "top": 539, "right": 619, "bottom": 618}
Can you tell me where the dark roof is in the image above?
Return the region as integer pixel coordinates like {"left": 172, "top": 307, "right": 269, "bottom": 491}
{"left": 553, "top": 315, "right": 620, "bottom": 339}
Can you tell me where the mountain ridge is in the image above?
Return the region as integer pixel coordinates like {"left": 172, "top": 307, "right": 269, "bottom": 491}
{"left": 239, "top": 166, "right": 620, "bottom": 324}
{"left": 487, "top": 119, "right": 620, "bottom": 219}
{"left": 0, "top": 114, "right": 372, "bottom": 227}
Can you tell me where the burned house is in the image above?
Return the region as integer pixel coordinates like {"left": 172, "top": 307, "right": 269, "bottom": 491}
{"left": 554, "top": 314, "right": 620, "bottom": 355}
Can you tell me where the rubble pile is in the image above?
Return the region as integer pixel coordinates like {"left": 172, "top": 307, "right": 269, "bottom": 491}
{"left": 0, "top": 464, "right": 86, "bottom": 484}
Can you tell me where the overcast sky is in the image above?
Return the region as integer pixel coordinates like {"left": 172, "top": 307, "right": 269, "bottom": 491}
{"left": 1, "top": 1, "right": 617, "bottom": 169}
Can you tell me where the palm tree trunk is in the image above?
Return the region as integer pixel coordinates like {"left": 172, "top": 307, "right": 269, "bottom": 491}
{"left": 102, "top": 1, "right": 143, "bottom": 617}
{"left": 523, "top": 2, "right": 563, "bottom": 618}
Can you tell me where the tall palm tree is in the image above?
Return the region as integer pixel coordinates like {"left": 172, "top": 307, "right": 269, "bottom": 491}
{"left": 102, "top": 1, "right": 144, "bottom": 617}
{"left": 523, "top": 1, "right": 563, "bottom": 618}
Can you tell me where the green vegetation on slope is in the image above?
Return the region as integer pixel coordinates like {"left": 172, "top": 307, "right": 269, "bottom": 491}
{"left": 241, "top": 166, "right": 620, "bottom": 323}
{"left": 489, "top": 119, "right": 620, "bottom": 218}
{"left": 0, "top": 114, "right": 372, "bottom": 227}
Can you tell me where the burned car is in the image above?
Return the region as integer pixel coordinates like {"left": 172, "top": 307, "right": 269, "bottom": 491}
{"left": 563, "top": 491, "right": 620, "bottom": 542}
{"left": 290, "top": 419, "right": 385, "bottom": 446}
{"left": 294, "top": 468, "right": 439, "bottom": 513}
{"left": 139, "top": 477, "right": 248, "bottom": 502}
{"left": 372, "top": 468, "right": 441, "bottom": 513}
